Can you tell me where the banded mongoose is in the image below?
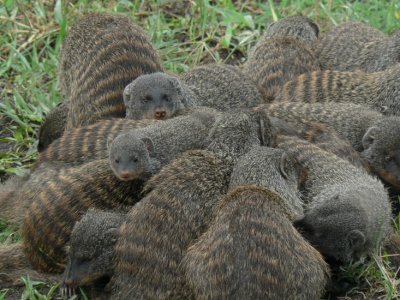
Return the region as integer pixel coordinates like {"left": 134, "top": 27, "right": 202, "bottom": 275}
{"left": 277, "top": 136, "right": 391, "bottom": 263}
{"left": 37, "top": 101, "right": 69, "bottom": 152}
{"left": 37, "top": 118, "right": 159, "bottom": 167}
{"left": 263, "top": 102, "right": 400, "bottom": 188}
{"left": 112, "top": 109, "right": 275, "bottom": 299}
{"left": 108, "top": 108, "right": 219, "bottom": 180}
{"left": 315, "top": 21, "right": 400, "bottom": 72}
{"left": 61, "top": 209, "right": 125, "bottom": 297}
{"left": 123, "top": 63, "right": 263, "bottom": 120}
{"left": 0, "top": 243, "right": 61, "bottom": 288}
{"left": 22, "top": 159, "right": 144, "bottom": 273}
{"left": 59, "top": 13, "right": 163, "bottom": 129}
{"left": 269, "top": 116, "right": 367, "bottom": 170}
{"left": 242, "top": 15, "right": 320, "bottom": 102}
{"left": 183, "top": 147, "right": 329, "bottom": 299}
{"left": 277, "top": 64, "right": 400, "bottom": 116}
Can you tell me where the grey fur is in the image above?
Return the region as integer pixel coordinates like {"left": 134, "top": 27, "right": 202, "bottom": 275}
{"left": 316, "top": 21, "right": 400, "bottom": 72}
{"left": 62, "top": 209, "right": 125, "bottom": 296}
{"left": 277, "top": 136, "right": 391, "bottom": 263}
{"left": 264, "top": 102, "right": 400, "bottom": 188}
{"left": 123, "top": 64, "right": 263, "bottom": 120}
{"left": 108, "top": 107, "right": 220, "bottom": 180}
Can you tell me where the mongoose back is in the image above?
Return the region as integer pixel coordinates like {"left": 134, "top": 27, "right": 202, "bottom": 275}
{"left": 37, "top": 118, "right": 159, "bottom": 167}
{"left": 277, "top": 136, "right": 391, "bottom": 263}
{"left": 112, "top": 110, "right": 275, "bottom": 299}
{"left": 263, "top": 102, "right": 400, "bottom": 188}
{"left": 0, "top": 243, "right": 61, "bottom": 288}
{"left": 22, "top": 159, "right": 144, "bottom": 273}
{"left": 108, "top": 108, "right": 219, "bottom": 180}
{"left": 183, "top": 185, "right": 329, "bottom": 300}
{"left": 59, "top": 13, "right": 163, "bottom": 129}
{"left": 277, "top": 64, "right": 400, "bottom": 116}
{"left": 37, "top": 101, "right": 69, "bottom": 152}
{"left": 61, "top": 209, "right": 125, "bottom": 297}
{"left": 123, "top": 64, "right": 263, "bottom": 120}
{"left": 242, "top": 16, "right": 320, "bottom": 102}
{"left": 315, "top": 21, "right": 400, "bottom": 72}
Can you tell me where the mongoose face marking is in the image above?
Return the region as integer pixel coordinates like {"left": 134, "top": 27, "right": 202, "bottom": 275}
{"left": 124, "top": 72, "right": 186, "bottom": 120}
{"left": 109, "top": 134, "right": 154, "bottom": 181}
{"left": 361, "top": 118, "right": 400, "bottom": 188}
{"left": 62, "top": 209, "right": 124, "bottom": 296}
{"left": 264, "top": 15, "right": 319, "bottom": 43}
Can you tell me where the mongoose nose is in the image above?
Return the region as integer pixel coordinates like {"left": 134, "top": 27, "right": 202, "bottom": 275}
{"left": 154, "top": 110, "right": 166, "bottom": 119}
{"left": 119, "top": 171, "right": 131, "bottom": 179}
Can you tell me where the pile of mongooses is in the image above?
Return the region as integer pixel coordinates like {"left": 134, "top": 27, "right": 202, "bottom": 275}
{"left": 1, "top": 11, "right": 400, "bottom": 300}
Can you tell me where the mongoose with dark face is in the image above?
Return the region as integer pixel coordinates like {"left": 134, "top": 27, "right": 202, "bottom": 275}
{"left": 277, "top": 64, "right": 400, "bottom": 116}
{"left": 183, "top": 147, "right": 330, "bottom": 299}
{"left": 123, "top": 64, "right": 263, "bottom": 120}
{"left": 242, "top": 16, "right": 320, "bottom": 102}
{"left": 315, "top": 21, "right": 400, "bottom": 72}
{"left": 61, "top": 209, "right": 125, "bottom": 298}
{"left": 37, "top": 101, "right": 69, "bottom": 152}
{"left": 277, "top": 136, "right": 391, "bottom": 263}
{"left": 37, "top": 118, "right": 159, "bottom": 167}
{"left": 21, "top": 159, "right": 144, "bottom": 273}
{"left": 59, "top": 13, "right": 163, "bottom": 129}
{"left": 112, "top": 109, "right": 275, "bottom": 299}
{"left": 262, "top": 102, "right": 400, "bottom": 188}
{"left": 0, "top": 243, "right": 61, "bottom": 288}
{"left": 108, "top": 108, "right": 219, "bottom": 180}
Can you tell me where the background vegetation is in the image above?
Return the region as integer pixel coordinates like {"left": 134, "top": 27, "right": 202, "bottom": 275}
{"left": 1, "top": 0, "right": 400, "bottom": 299}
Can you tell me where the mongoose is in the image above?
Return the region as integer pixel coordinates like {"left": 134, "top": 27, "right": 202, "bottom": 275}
{"left": 270, "top": 116, "right": 367, "bottom": 170}
{"left": 61, "top": 209, "right": 125, "bottom": 298}
{"left": 0, "top": 243, "right": 61, "bottom": 288}
{"left": 22, "top": 159, "right": 144, "bottom": 273}
{"left": 59, "top": 13, "right": 163, "bottom": 129}
{"left": 112, "top": 109, "right": 275, "bottom": 299}
{"left": 277, "top": 136, "right": 391, "bottom": 263}
{"left": 315, "top": 21, "right": 400, "bottom": 72}
{"left": 37, "top": 101, "right": 69, "bottom": 152}
{"left": 262, "top": 102, "right": 400, "bottom": 188}
{"left": 242, "top": 16, "right": 320, "bottom": 102}
{"left": 37, "top": 118, "right": 159, "bottom": 167}
{"left": 108, "top": 108, "right": 219, "bottom": 180}
{"left": 123, "top": 63, "right": 263, "bottom": 120}
{"left": 277, "top": 64, "right": 400, "bottom": 116}
{"left": 183, "top": 185, "right": 329, "bottom": 300}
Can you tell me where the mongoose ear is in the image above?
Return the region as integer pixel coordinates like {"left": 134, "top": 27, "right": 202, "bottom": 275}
{"left": 141, "top": 137, "right": 154, "bottom": 154}
{"left": 256, "top": 109, "right": 274, "bottom": 147}
{"left": 293, "top": 216, "right": 314, "bottom": 235}
{"left": 106, "top": 136, "right": 116, "bottom": 153}
{"left": 362, "top": 126, "right": 378, "bottom": 150}
{"left": 308, "top": 20, "right": 320, "bottom": 37}
{"left": 279, "top": 152, "right": 290, "bottom": 179}
{"left": 267, "top": 21, "right": 276, "bottom": 31}
{"left": 168, "top": 75, "right": 183, "bottom": 92}
{"left": 64, "top": 245, "right": 71, "bottom": 255}
{"left": 105, "top": 228, "right": 120, "bottom": 243}
{"left": 347, "top": 230, "right": 366, "bottom": 250}
{"left": 122, "top": 82, "right": 133, "bottom": 105}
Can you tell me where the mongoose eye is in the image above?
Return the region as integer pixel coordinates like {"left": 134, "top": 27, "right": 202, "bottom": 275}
{"left": 132, "top": 157, "right": 138, "bottom": 163}
{"left": 115, "top": 159, "right": 120, "bottom": 164}
{"left": 385, "top": 155, "right": 393, "bottom": 162}
{"left": 162, "top": 94, "right": 170, "bottom": 102}
{"left": 144, "top": 95, "right": 152, "bottom": 102}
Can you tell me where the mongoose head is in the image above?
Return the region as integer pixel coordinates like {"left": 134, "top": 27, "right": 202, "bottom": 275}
{"left": 264, "top": 15, "right": 319, "bottom": 43}
{"left": 360, "top": 117, "right": 400, "bottom": 189}
{"left": 109, "top": 133, "right": 154, "bottom": 181}
{"left": 123, "top": 72, "right": 187, "bottom": 120}
{"left": 229, "top": 146, "right": 304, "bottom": 216}
{"left": 294, "top": 188, "right": 374, "bottom": 263}
{"left": 62, "top": 209, "right": 124, "bottom": 296}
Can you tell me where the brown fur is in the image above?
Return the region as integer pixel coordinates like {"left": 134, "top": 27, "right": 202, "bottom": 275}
{"left": 184, "top": 185, "right": 329, "bottom": 300}
{"left": 59, "top": 13, "right": 163, "bottom": 129}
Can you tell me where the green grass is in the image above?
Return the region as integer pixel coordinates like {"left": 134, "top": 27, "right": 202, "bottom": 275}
{"left": 1, "top": 0, "right": 400, "bottom": 298}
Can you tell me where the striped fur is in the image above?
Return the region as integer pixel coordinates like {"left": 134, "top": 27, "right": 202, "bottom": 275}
{"left": 22, "top": 159, "right": 144, "bottom": 273}
{"left": 59, "top": 13, "right": 163, "bottom": 129}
